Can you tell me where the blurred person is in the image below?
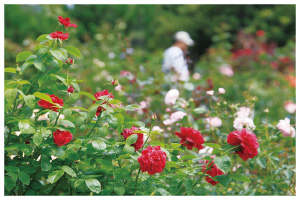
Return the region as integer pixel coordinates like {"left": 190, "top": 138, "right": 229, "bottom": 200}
{"left": 162, "top": 31, "right": 194, "bottom": 82}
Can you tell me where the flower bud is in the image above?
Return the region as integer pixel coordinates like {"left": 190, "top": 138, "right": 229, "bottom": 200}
{"left": 67, "top": 86, "right": 74, "bottom": 93}
{"left": 111, "top": 79, "right": 119, "bottom": 86}
{"left": 151, "top": 113, "right": 157, "bottom": 121}
{"left": 65, "top": 58, "right": 74, "bottom": 64}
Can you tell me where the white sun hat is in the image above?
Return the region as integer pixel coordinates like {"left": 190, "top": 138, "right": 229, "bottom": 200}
{"left": 174, "top": 31, "right": 195, "bottom": 46}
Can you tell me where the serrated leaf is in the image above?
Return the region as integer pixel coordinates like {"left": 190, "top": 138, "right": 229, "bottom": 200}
{"left": 92, "top": 140, "right": 106, "bottom": 151}
{"left": 5, "top": 88, "right": 17, "bottom": 104}
{"left": 62, "top": 166, "right": 76, "bottom": 177}
{"left": 4, "top": 67, "right": 16, "bottom": 73}
{"left": 50, "top": 50, "right": 65, "bottom": 61}
{"left": 256, "top": 157, "right": 267, "bottom": 168}
{"left": 213, "top": 155, "right": 231, "bottom": 174}
{"left": 18, "top": 171, "right": 30, "bottom": 185}
{"left": 79, "top": 91, "right": 97, "bottom": 101}
{"left": 64, "top": 46, "right": 81, "bottom": 57}
{"left": 85, "top": 179, "right": 101, "bottom": 194}
{"left": 18, "top": 120, "right": 35, "bottom": 134}
{"left": 60, "top": 120, "right": 75, "bottom": 128}
{"left": 215, "top": 175, "right": 230, "bottom": 186}
{"left": 16, "top": 51, "right": 33, "bottom": 62}
{"left": 47, "top": 170, "right": 64, "bottom": 184}
{"left": 123, "top": 144, "right": 135, "bottom": 154}
{"left": 33, "top": 132, "right": 43, "bottom": 146}
{"left": 126, "top": 134, "right": 138, "bottom": 145}
{"left": 33, "top": 62, "right": 45, "bottom": 72}
{"left": 33, "top": 92, "right": 54, "bottom": 104}
{"left": 229, "top": 174, "right": 251, "bottom": 182}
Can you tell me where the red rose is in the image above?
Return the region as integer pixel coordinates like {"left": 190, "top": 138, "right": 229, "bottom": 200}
{"left": 202, "top": 159, "right": 224, "bottom": 185}
{"left": 137, "top": 146, "right": 166, "bottom": 175}
{"left": 37, "top": 94, "right": 63, "bottom": 112}
{"left": 67, "top": 86, "right": 74, "bottom": 93}
{"left": 227, "top": 128, "right": 259, "bottom": 161}
{"left": 53, "top": 129, "right": 73, "bottom": 147}
{"left": 49, "top": 31, "right": 69, "bottom": 41}
{"left": 65, "top": 58, "right": 74, "bottom": 64}
{"left": 279, "top": 56, "right": 290, "bottom": 63}
{"left": 58, "top": 16, "right": 77, "bottom": 28}
{"left": 121, "top": 126, "right": 144, "bottom": 151}
{"left": 93, "top": 90, "right": 114, "bottom": 116}
{"left": 175, "top": 127, "right": 204, "bottom": 150}
{"left": 256, "top": 30, "right": 265, "bottom": 37}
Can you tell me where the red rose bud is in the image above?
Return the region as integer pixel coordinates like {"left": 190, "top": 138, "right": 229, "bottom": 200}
{"left": 58, "top": 16, "right": 77, "bottom": 28}
{"left": 93, "top": 90, "right": 114, "bottom": 116}
{"left": 65, "top": 58, "right": 74, "bottom": 64}
{"left": 37, "top": 94, "right": 63, "bottom": 112}
{"left": 111, "top": 79, "right": 119, "bottom": 86}
{"left": 138, "top": 146, "right": 166, "bottom": 175}
{"left": 53, "top": 129, "right": 73, "bottom": 147}
{"left": 202, "top": 159, "right": 224, "bottom": 185}
{"left": 256, "top": 30, "right": 265, "bottom": 37}
{"left": 175, "top": 127, "right": 204, "bottom": 150}
{"left": 67, "top": 86, "right": 74, "bottom": 93}
{"left": 49, "top": 31, "right": 69, "bottom": 41}
{"left": 121, "top": 126, "right": 144, "bottom": 151}
{"left": 227, "top": 128, "right": 259, "bottom": 161}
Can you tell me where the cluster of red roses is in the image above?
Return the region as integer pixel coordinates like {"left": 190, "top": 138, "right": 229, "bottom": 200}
{"left": 174, "top": 127, "right": 259, "bottom": 185}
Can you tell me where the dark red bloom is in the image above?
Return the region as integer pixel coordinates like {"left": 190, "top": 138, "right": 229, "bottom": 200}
{"left": 227, "top": 128, "right": 259, "bottom": 161}
{"left": 65, "top": 58, "right": 74, "bottom": 64}
{"left": 93, "top": 90, "right": 114, "bottom": 116}
{"left": 49, "top": 31, "right": 69, "bottom": 41}
{"left": 58, "top": 16, "right": 77, "bottom": 28}
{"left": 202, "top": 159, "right": 224, "bottom": 185}
{"left": 37, "top": 94, "right": 63, "bottom": 112}
{"left": 175, "top": 127, "right": 204, "bottom": 150}
{"left": 67, "top": 86, "right": 74, "bottom": 93}
{"left": 53, "top": 129, "right": 73, "bottom": 147}
{"left": 279, "top": 56, "right": 290, "bottom": 63}
{"left": 256, "top": 30, "right": 265, "bottom": 37}
{"left": 138, "top": 146, "right": 166, "bottom": 175}
{"left": 121, "top": 126, "right": 144, "bottom": 151}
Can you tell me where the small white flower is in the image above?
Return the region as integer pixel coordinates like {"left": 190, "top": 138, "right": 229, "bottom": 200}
{"left": 14, "top": 131, "right": 22, "bottom": 136}
{"left": 163, "top": 111, "right": 187, "bottom": 125}
{"left": 206, "top": 90, "right": 214, "bottom": 96}
{"left": 219, "top": 64, "right": 234, "bottom": 77}
{"left": 218, "top": 88, "right": 226, "bottom": 94}
{"left": 277, "top": 118, "right": 295, "bottom": 137}
{"left": 152, "top": 126, "right": 163, "bottom": 133}
{"left": 164, "top": 89, "right": 179, "bottom": 105}
{"left": 205, "top": 117, "right": 222, "bottom": 128}
{"left": 233, "top": 117, "right": 256, "bottom": 131}
{"left": 237, "top": 107, "right": 252, "bottom": 118}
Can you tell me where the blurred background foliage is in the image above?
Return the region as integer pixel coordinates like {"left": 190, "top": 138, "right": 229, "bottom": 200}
{"left": 5, "top": 4, "right": 295, "bottom": 125}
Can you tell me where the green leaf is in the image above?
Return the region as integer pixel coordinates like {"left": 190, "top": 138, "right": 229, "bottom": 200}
{"left": 97, "top": 127, "right": 108, "bottom": 137}
{"left": 156, "top": 188, "right": 170, "bottom": 196}
{"left": 54, "top": 75, "right": 68, "bottom": 86}
{"left": 229, "top": 174, "right": 251, "bottom": 183}
{"left": 92, "top": 140, "right": 106, "bottom": 151}
{"left": 18, "top": 120, "right": 35, "bottom": 134}
{"left": 184, "top": 178, "right": 193, "bottom": 195}
{"left": 183, "top": 82, "right": 195, "bottom": 91}
{"left": 49, "top": 110, "right": 57, "bottom": 122}
{"left": 36, "top": 34, "right": 51, "bottom": 43}
{"left": 256, "top": 157, "right": 267, "bottom": 168}
{"left": 5, "top": 177, "right": 16, "bottom": 191}
{"left": 114, "top": 186, "right": 125, "bottom": 196}
{"left": 41, "top": 156, "right": 52, "bottom": 171}
{"left": 63, "top": 109, "right": 72, "bottom": 118}
{"left": 213, "top": 155, "right": 231, "bottom": 174}
{"left": 33, "top": 132, "right": 43, "bottom": 146}
{"left": 123, "top": 144, "right": 135, "bottom": 154}
{"left": 71, "top": 82, "right": 80, "bottom": 92}
{"left": 50, "top": 50, "right": 65, "bottom": 61}
{"left": 60, "top": 120, "right": 75, "bottom": 128}
{"left": 107, "top": 116, "right": 118, "bottom": 129}
{"left": 64, "top": 46, "right": 81, "bottom": 57}
{"left": 16, "top": 51, "right": 33, "bottom": 62}
{"left": 62, "top": 166, "right": 77, "bottom": 177}
{"left": 126, "top": 134, "right": 138, "bottom": 145}
{"left": 5, "top": 88, "right": 17, "bottom": 104}
{"left": 33, "top": 62, "right": 45, "bottom": 72}
{"left": 79, "top": 91, "right": 97, "bottom": 101}
{"left": 88, "top": 105, "right": 98, "bottom": 120}
{"left": 85, "top": 179, "right": 101, "bottom": 194}
{"left": 33, "top": 92, "right": 54, "bottom": 104}
{"left": 180, "top": 154, "right": 198, "bottom": 160}
{"left": 4, "top": 67, "right": 16, "bottom": 73}
{"left": 47, "top": 170, "right": 64, "bottom": 184}
{"left": 215, "top": 175, "right": 230, "bottom": 186}
{"left": 18, "top": 171, "right": 30, "bottom": 185}
{"left": 193, "top": 106, "right": 206, "bottom": 114}
{"left": 17, "top": 90, "right": 36, "bottom": 109}
{"left": 204, "top": 143, "right": 220, "bottom": 148}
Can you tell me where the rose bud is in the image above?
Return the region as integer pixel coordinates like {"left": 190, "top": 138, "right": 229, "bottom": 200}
{"left": 65, "top": 58, "right": 74, "bottom": 64}
{"left": 111, "top": 79, "right": 119, "bottom": 86}
{"left": 67, "top": 86, "right": 74, "bottom": 93}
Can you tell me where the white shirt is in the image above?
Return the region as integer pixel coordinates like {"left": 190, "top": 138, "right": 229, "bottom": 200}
{"left": 162, "top": 46, "right": 189, "bottom": 81}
